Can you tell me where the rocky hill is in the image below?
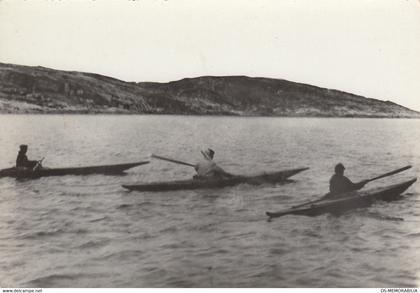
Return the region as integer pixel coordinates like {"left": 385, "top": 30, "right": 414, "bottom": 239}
{"left": 0, "top": 62, "right": 418, "bottom": 117}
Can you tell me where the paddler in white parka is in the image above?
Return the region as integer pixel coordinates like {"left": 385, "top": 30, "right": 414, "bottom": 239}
{"left": 194, "top": 148, "right": 233, "bottom": 179}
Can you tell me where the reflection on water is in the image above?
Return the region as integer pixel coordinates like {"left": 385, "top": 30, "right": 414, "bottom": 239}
{"left": 0, "top": 115, "right": 419, "bottom": 287}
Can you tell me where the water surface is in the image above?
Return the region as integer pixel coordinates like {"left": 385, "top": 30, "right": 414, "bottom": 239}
{"left": 0, "top": 115, "right": 419, "bottom": 287}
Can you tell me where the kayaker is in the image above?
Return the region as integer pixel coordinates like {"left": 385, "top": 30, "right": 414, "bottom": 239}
{"left": 194, "top": 148, "right": 233, "bottom": 179}
{"left": 16, "top": 145, "right": 42, "bottom": 170}
{"left": 328, "top": 163, "right": 368, "bottom": 196}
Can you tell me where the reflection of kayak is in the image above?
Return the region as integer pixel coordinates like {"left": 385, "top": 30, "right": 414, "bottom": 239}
{"left": 0, "top": 161, "right": 150, "bottom": 179}
{"left": 266, "top": 178, "right": 417, "bottom": 219}
{"left": 122, "top": 167, "right": 309, "bottom": 192}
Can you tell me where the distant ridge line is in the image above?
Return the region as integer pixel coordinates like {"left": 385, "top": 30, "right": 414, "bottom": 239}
{"left": 0, "top": 62, "right": 418, "bottom": 117}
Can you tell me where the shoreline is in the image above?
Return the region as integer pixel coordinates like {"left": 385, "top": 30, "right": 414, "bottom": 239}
{"left": 0, "top": 112, "right": 419, "bottom": 119}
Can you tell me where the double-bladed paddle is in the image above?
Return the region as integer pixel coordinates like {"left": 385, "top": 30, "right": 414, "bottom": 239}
{"left": 290, "top": 165, "right": 412, "bottom": 209}
{"left": 151, "top": 154, "right": 236, "bottom": 178}
{"left": 151, "top": 154, "right": 195, "bottom": 167}
{"left": 365, "top": 165, "right": 412, "bottom": 182}
{"left": 33, "top": 157, "right": 45, "bottom": 171}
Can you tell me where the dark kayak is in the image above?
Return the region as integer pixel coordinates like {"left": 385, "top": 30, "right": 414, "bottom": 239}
{"left": 0, "top": 161, "right": 149, "bottom": 179}
{"left": 122, "top": 167, "right": 309, "bottom": 192}
{"left": 266, "top": 178, "right": 417, "bottom": 219}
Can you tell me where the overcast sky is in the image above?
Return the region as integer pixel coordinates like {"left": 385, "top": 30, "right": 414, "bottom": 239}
{"left": 0, "top": 0, "right": 419, "bottom": 111}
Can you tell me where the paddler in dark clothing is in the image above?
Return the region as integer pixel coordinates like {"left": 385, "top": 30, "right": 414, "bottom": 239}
{"left": 16, "top": 145, "right": 41, "bottom": 170}
{"left": 328, "top": 163, "right": 368, "bottom": 197}
{"left": 194, "top": 148, "right": 233, "bottom": 179}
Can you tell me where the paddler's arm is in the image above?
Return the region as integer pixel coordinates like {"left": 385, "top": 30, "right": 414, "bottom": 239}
{"left": 344, "top": 177, "right": 368, "bottom": 191}
{"left": 193, "top": 164, "right": 200, "bottom": 179}
{"left": 354, "top": 179, "right": 369, "bottom": 190}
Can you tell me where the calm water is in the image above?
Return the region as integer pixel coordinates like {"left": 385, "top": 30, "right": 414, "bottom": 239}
{"left": 0, "top": 115, "right": 419, "bottom": 287}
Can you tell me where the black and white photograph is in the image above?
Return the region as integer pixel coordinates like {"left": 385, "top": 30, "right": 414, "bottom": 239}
{"left": 0, "top": 0, "right": 419, "bottom": 289}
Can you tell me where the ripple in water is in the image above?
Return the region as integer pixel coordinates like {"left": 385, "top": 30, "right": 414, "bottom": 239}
{"left": 0, "top": 115, "right": 418, "bottom": 287}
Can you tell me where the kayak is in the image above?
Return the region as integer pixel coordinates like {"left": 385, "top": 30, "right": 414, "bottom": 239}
{"left": 123, "top": 167, "right": 309, "bottom": 192}
{"left": 266, "top": 178, "right": 417, "bottom": 219}
{"left": 0, "top": 161, "right": 150, "bottom": 179}
{"left": 267, "top": 178, "right": 417, "bottom": 219}
{"left": 122, "top": 167, "right": 309, "bottom": 192}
